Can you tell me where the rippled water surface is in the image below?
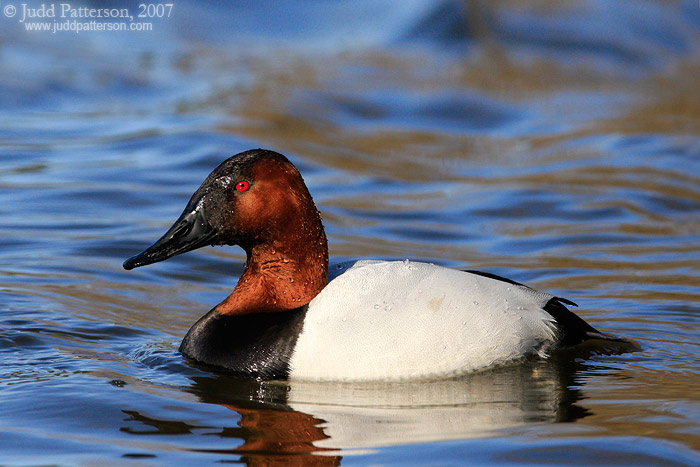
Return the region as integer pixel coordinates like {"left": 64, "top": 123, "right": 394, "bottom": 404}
{"left": 1, "top": 0, "right": 699, "bottom": 465}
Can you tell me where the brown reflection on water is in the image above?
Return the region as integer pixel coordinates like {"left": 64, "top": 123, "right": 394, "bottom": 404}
{"left": 185, "top": 375, "right": 342, "bottom": 465}
{"left": 120, "top": 405, "right": 341, "bottom": 466}
{"left": 222, "top": 406, "right": 341, "bottom": 467}
{"left": 573, "top": 369, "right": 700, "bottom": 451}
{"left": 606, "top": 60, "right": 700, "bottom": 135}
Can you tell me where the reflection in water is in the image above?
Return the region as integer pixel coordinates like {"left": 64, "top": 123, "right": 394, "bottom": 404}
{"left": 179, "top": 376, "right": 341, "bottom": 466}
{"left": 224, "top": 407, "right": 340, "bottom": 466}
{"left": 121, "top": 410, "right": 205, "bottom": 435}
{"left": 122, "top": 402, "right": 341, "bottom": 466}
{"left": 118, "top": 353, "right": 619, "bottom": 463}
{"left": 285, "top": 358, "right": 592, "bottom": 450}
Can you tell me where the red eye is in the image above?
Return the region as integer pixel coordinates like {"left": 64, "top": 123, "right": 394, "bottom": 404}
{"left": 236, "top": 181, "right": 250, "bottom": 192}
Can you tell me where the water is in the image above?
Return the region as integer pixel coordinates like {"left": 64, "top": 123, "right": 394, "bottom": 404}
{"left": 1, "top": 0, "right": 699, "bottom": 465}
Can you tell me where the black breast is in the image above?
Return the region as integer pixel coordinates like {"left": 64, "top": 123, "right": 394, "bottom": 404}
{"left": 179, "top": 306, "right": 308, "bottom": 380}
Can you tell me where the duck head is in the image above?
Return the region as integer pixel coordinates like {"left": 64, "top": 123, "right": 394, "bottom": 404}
{"left": 124, "top": 149, "right": 329, "bottom": 314}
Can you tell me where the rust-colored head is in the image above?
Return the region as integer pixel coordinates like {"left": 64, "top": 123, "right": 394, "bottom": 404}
{"left": 124, "top": 149, "right": 329, "bottom": 314}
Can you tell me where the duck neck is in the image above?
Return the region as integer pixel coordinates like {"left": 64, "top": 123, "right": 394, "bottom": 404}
{"left": 216, "top": 218, "right": 329, "bottom": 316}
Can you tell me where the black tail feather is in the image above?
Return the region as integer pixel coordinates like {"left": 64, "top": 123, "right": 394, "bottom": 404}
{"left": 544, "top": 297, "right": 633, "bottom": 348}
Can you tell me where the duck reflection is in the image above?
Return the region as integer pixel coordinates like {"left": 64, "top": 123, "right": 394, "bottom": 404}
{"left": 184, "top": 375, "right": 342, "bottom": 466}
{"left": 119, "top": 347, "right": 630, "bottom": 464}
{"left": 283, "top": 359, "right": 589, "bottom": 449}
{"left": 176, "top": 353, "right": 606, "bottom": 463}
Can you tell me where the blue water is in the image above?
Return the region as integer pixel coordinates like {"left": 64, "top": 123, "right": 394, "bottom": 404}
{"left": 1, "top": 0, "right": 699, "bottom": 465}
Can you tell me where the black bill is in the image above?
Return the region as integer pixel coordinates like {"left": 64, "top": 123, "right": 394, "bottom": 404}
{"left": 123, "top": 198, "right": 219, "bottom": 270}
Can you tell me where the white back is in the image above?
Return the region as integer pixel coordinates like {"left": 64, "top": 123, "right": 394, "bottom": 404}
{"left": 290, "top": 260, "right": 559, "bottom": 381}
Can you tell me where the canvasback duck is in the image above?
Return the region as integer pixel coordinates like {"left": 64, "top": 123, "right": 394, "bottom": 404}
{"left": 124, "top": 149, "right": 625, "bottom": 381}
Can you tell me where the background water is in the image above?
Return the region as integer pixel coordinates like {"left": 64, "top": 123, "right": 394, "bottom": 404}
{"left": 1, "top": 0, "right": 699, "bottom": 465}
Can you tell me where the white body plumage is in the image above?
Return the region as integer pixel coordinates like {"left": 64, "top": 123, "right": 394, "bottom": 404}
{"left": 290, "top": 260, "right": 559, "bottom": 381}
